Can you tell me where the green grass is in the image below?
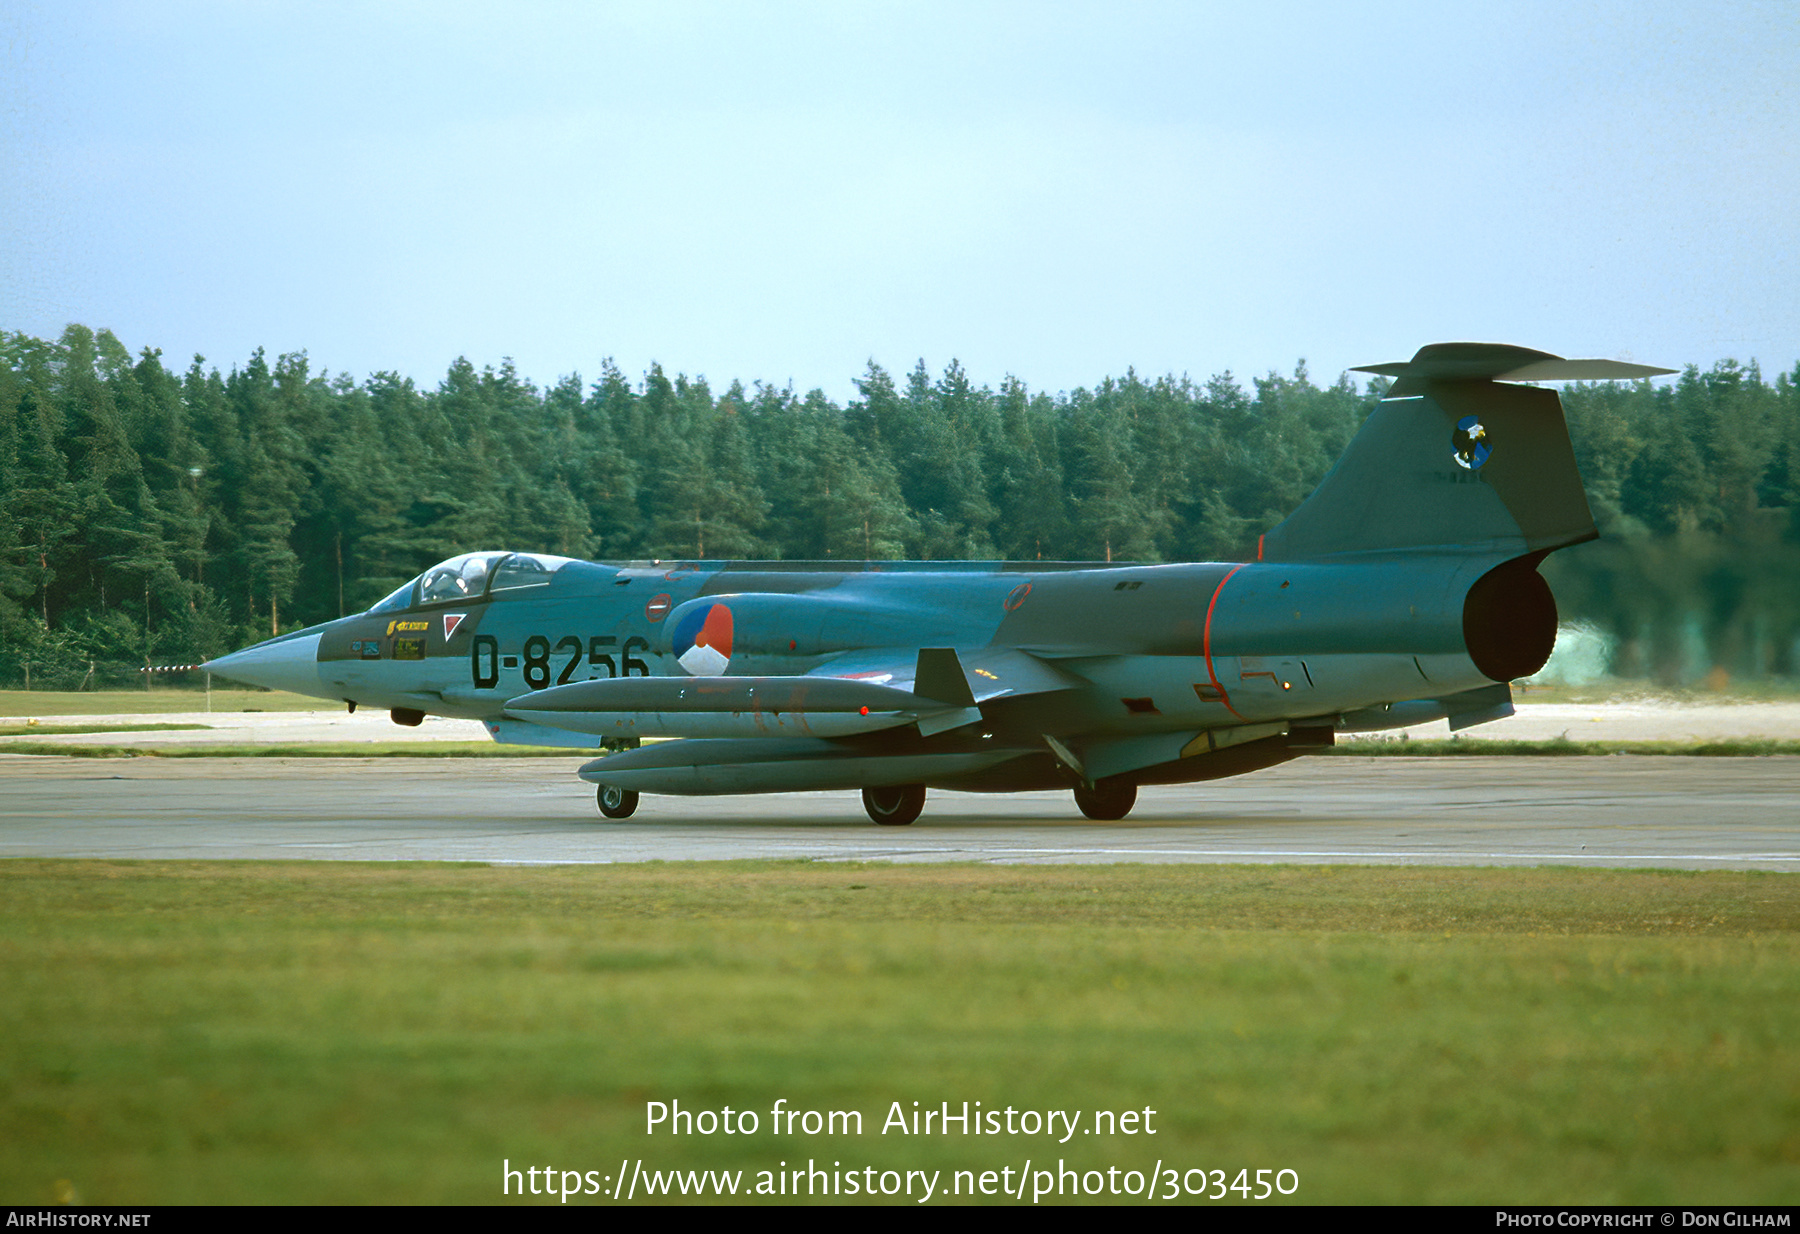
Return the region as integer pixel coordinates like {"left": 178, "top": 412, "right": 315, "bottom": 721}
{"left": 1514, "top": 680, "right": 1800, "bottom": 704}
{"left": 0, "top": 689, "right": 324, "bottom": 716}
{"left": 0, "top": 741, "right": 560, "bottom": 758}
{"left": 3, "top": 738, "right": 1794, "bottom": 759}
{"left": 1334, "top": 737, "right": 1800, "bottom": 757}
{"left": 0, "top": 723, "right": 212, "bottom": 738}
{"left": 2, "top": 861, "right": 1795, "bottom": 1205}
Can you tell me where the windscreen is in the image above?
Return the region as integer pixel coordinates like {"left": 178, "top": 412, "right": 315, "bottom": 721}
{"left": 365, "top": 579, "right": 419, "bottom": 614}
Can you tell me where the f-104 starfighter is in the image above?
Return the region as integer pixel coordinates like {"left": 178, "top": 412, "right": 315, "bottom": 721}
{"left": 206, "top": 343, "right": 1670, "bottom": 824}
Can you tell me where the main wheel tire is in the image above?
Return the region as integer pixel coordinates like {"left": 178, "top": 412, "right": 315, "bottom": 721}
{"left": 596, "top": 784, "right": 640, "bottom": 819}
{"left": 1073, "top": 777, "right": 1137, "bottom": 820}
{"left": 862, "top": 783, "right": 926, "bottom": 826}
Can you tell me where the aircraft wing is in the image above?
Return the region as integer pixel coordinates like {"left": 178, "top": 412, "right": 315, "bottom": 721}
{"left": 503, "top": 646, "right": 1082, "bottom": 741}
{"left": 816, "top": 645, "right": 1082, "bottom": 704}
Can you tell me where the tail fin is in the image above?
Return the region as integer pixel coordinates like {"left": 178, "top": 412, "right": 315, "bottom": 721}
{"left": 1258, "top": 343, "right": 1671, "bottom": 562}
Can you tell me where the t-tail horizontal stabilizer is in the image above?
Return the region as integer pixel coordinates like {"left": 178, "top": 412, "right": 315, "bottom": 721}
{"left": 1352, "top": 345, "right": 1673, "bottom": 384}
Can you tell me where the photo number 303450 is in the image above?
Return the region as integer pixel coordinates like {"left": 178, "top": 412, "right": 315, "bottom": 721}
{"left": 469, "top": 634, "right": 652, "bottom": 690}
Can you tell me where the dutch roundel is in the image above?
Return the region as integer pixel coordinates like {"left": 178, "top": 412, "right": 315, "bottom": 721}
{"left": 672, "top": 602, "right": 734, "bottom": 676}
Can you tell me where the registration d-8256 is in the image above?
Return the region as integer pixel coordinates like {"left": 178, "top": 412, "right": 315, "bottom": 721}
{"left": 470, "top": 633, "right": 651, "bottom": 690}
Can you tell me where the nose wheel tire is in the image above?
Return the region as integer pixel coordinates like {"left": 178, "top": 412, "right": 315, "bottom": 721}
{"left": 596, "top": 785, "right": 640, "bottom": 819}
{"left": 1073, "top": 777, "right": 1137, "bottom": 820}
{"left": 862, "top": 783, "right": 926, "bottom": 826}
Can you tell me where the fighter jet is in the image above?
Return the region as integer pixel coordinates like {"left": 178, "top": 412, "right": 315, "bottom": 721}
{"left": 205, "top": 342, "right": 1671, "bottom": 824}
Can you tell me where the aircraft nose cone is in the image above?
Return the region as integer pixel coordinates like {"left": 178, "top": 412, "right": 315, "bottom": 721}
{"left": 204, "top": 631, "right": 325, "bottom": 695}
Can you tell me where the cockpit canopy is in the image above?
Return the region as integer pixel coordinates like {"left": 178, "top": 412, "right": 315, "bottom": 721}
{"left": 365, "top": 551, "right": 576, "bottom": 614}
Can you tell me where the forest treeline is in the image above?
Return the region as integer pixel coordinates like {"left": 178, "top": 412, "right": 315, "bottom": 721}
{"left": 2, "top": 324, "right": 1796, "bottom": 688}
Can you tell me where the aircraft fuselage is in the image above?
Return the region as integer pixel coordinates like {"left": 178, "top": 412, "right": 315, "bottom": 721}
{"left": 205, "top": 343, "right": 1674, "bottom": 821}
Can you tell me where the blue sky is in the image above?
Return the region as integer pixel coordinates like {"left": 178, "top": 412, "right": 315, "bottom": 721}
{"left": 3, "top": 1, "right": 1794, "bottom": 400}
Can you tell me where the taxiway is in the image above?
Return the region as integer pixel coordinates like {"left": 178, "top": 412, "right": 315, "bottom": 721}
{"left": 1, "top": 754, "right": 1794, "bottom": 869}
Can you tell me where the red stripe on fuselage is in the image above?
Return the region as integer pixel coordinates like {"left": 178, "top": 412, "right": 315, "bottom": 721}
{"left": 1203, "top": 563, "right": 1248, "bottom": 719}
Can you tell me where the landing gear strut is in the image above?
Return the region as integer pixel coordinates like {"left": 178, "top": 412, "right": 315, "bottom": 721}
{"left": 596, "top": 784, "right": 640, "bottom": 819}
{"left": 862, "top": 783, "right": 926, "bottom": 826}
{"left": 1073, "top": 776, "right": 1137, "bottom": 820}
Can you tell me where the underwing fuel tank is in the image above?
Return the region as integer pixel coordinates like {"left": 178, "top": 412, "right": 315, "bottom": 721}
{"left": 578, "top": 737, "right": 1029, "bottom": 795}
{"left": 506, "top": 658, "right": 992, "bottom": 740}
{"left": 508, "top": 675, "right": 943, "bottom": 739}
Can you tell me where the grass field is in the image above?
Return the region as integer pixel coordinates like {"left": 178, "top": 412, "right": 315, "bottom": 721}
{"left": 0, "top": 723, "right": 212, "bottom": 738}
{"left": 2, "top": 860, "right": 1795, "bottom": 1205}
{"left": 1335, "top": 737, "right": 1800, "bottom": 757}
{"left": 0, "top": 689, "right": 320, "bottom": 716}
{"left": 0, "top": 741, "right": 554, "bottom": 758}
{"left": 1515, "top": 680, "right": 1800, "bottom": 704}
{"left": 3, "top": 738, "right": 1796, "bottom": 759}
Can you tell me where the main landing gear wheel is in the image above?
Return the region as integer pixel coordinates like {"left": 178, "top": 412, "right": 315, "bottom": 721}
{"left": 1073, "top": 777, "right": 1137, "bottom": 821}
{"left": 862, "top": 783, "right": 926, "bottom": 826}
{"left": 596, "top": 785, "right": 640, "bottom": 819}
